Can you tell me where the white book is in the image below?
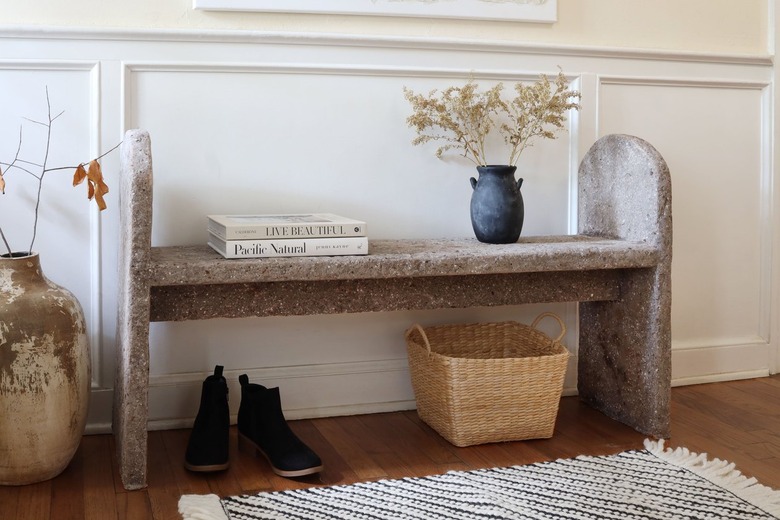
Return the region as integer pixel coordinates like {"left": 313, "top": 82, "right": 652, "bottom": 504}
{"left": 207, "top": 213, "right": 366, "bottom": 240}
{"left": 208, "top": 233, "right": 369, "bottom": 259}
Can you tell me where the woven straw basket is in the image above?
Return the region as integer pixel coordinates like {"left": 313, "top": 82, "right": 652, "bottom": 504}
{"left": 404, "top": 312, "right": 569, "bottom": 447}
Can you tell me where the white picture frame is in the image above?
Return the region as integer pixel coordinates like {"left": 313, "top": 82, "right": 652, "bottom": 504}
{"left": 192, "top": 0, "right": 557, "bottom": 23}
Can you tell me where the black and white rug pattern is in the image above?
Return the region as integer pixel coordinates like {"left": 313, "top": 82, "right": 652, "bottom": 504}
{"left": 179, "top": 440, "right": 780, "bottom": 520}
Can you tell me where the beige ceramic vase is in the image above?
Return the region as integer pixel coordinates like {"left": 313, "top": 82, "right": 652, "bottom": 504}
{"left": 0, "top": 252, "right": 91, "bottom": 485}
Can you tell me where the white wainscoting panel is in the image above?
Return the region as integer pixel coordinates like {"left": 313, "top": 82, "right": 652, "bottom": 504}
{"left": 0, "top": 28, "right": 775, "bottom": 432}
{"left": 598, "top": 77, "right": 772, "bottom": 381}
{"left": 0, "top": 62, "right": 105, "bottom": 388}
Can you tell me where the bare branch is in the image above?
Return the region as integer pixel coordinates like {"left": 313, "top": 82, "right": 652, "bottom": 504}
{"left": 16, "top": 158, "right": 43, "bottom": 168}
{"left": 0, "top": 228, "right": 12, "bottom": 257}
{"left": 28, "top": 86, "right": 54, "bottom": 253}
{"left": 22, "top": 117, "right": 48, "bottom": 127}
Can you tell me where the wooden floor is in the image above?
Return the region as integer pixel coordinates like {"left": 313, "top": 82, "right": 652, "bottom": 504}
{"left": 2, "top": 375, "right": 778, "bottom": 519}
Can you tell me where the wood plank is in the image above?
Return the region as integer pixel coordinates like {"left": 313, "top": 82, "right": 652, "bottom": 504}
{"left": 145, "top": 431, "right": 185, "bottom": 520}
{"left": 0, "top": 481, "right": 20, "bottom": 519}
{"left": 82, "top": 435, "right": 118, "bottom": 520}
{"left": 160, "top": 429, "right": 212, "bottom": 497}
{"left": 1, "top": 375, "right": 779, "bottom": 519}
{"left": 227, "top": 427, "right": 274, "bottom": 494}
{"left": 50, "top": 444, "right": 85, "bottom": 520}
{"left": 356, "top": 412, "right": 451, "bottom": 478}
{"left": 291, "top": 419, "right": 359, "bottom": 488}
{"left": 15, "top": 480, "right": 51, "bottom": 520}
{"left": 115, "top": 491, "right": 153, "bottom": 520}
{"left": 313, "top": 416, "right": 388, "bottom": 481}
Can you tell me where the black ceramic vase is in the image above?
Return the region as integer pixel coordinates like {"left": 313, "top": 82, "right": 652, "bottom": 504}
{"left": 469, "top": 165, "right": 524, "bottom": 244}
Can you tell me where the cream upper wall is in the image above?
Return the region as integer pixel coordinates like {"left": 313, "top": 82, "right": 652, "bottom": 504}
{"left": 0, "top": 0, "right": 769, "bottom": 55}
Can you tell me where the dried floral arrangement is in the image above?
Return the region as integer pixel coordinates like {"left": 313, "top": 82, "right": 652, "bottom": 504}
{"left": 403, "top": 71, "right": 581, "bottom": 167}
{"left": 0, "top": 89, "right": 117, "bottom": 257}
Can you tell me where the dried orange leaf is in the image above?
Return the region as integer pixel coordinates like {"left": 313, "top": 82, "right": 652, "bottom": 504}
{"left": 97, "top": 178, "right": 109, "bottom": 196}
{"left": 86, "top": 160, "right": 101, "bottom": 183}
{"left": 94, "top": 189, "right": 107, "bottom": 211}
{"left": 73, "top": 164, "right": 87, "bottom": 186}
{"left": 84, "top": 160, "right": 110, "bottom": 211}
{"left": 0, "top": 166, "right": 4, "bottom": 194}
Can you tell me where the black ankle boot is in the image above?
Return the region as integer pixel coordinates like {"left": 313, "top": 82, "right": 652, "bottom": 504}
{"left": 237, "top": 374, "right": 323, "bottom": 478}
{"left": 184, "top": 365, "right": 230, "bottom": 472}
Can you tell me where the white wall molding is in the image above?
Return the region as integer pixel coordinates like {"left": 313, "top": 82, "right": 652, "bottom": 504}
{"left": 123, "top": 61, "right": 573, "bottom": 80}
{"left": 0, "top": 59, "right": 100, "bottom": 71}
{"left": 773, "top": 0, "right": 780, "bottom": 374}
{"left": 149, "top": 358, "right": 412, "bottom": 386}
{"left": 672, "top": 337, "right": 769, "bottom": 351}
{"left": 1, "top": 25, "right": 774, "bottom": 432}
{"left": 597, "top": 75, "right": 773, "bottom": 366}
{"left": 0, "top": 25, "right": 772, "bottom": 66}
{"left": 81, "top": 338, "right": 765, "bottom": 436}
{"left": 672, "top": 342, "right": 772, "bottom": 384}
{"left": 0, "top": 58, "right": 105, "bottom": 389}
{"left": 88, "top": 62, "right": 104, "bottom": 389}
{"left": 192, "top": 0, "right": 558, "bottom": 24}
{"left": 599, "top": 75, "right": 771, "bottom": 91}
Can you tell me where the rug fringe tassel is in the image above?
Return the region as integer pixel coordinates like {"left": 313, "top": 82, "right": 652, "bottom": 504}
{"left": 178, "top": 493, "right": 229, "bottom": 520}
{"left": 645, "top": 439, "right": 780, "bottom": 517}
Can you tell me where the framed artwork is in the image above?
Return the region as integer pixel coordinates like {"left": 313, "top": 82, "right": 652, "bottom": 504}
{"left": 192, "top": 0, "right": 557, "bottom": 23}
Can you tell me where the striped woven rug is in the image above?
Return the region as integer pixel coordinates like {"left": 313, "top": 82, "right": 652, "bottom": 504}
{"left": 179, "top": 440, "right": 780, "bottom": 519}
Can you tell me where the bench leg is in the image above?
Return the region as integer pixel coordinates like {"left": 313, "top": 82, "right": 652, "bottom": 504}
{"left": 113, "top": 292, "right": 151, "bottom": 490}
{"left": 578, "top": 267, "right": 672, "bottom": 438}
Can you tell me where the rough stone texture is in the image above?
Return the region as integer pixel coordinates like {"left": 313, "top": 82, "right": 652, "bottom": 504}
{"left": 148, "top": 237, "right": 660, "bottom": 286}
{"left": 113, "top": 130, "right": 154, "bottom": 490}
{"left": 149, "top": 270, "right": 625, "bottom": 322}
{"left": 577, "top": 134, "right": 673, "bottom": 438}
{"left": 113, "top": 131, "right": 672, "bottom": 490}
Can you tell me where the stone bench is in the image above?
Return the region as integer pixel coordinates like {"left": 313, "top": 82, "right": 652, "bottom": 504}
{"left": 113, "top": 131, "right": 672, "bottom": 490}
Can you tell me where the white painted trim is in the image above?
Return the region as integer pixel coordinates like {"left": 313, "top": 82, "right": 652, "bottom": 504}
{"left": 0, "top": 26, "right": 771, "bottom": 66}
{"left": 599, "top": 75, "right": 771, "bottom": 90}
{"left": 85, "top": 387, "right": 113, "bottom": 434}
{"left": 120, "top": 62, "right": 131, "bottom": 132}
{"left": 123, "top": 61, "right": 576, "bottom": 82}
{"left": 149, "top": 358, "right": 411, "bottom": 387}
{"left": 0, "top": 58, "right": 106, "bottom": 388}
{"left": 759, "top": 84, "right": 774, "bottom": 348}
{"left": 88, "top": 62, "right": 103, "bottom": 388}
{"left": 672, "top": 337, "right": 768, "bottom": 351}
{"left": 600, "top": 75, "right": 773, "bottom": 353}
{"left": 4, "top": 24, "right": 769, "bottom": 430}
{"left": 149, "top": 400, "right": 419, "bottom": 432}
{"left": 192, "top": 0, "right": 557, "bottom": 24}
{"left": 671, "top": 369, "right": 771, "bottom": 388}
{"left": 82, "top": 366, "right": 761, "bottom": 436}
{"left": 570, "top": 73, "right": 599, "bottom": 234}
{"left": 772, "top": 0, "right": 780, "bottom": 375}
{"left": 0, "top": 59, "right": 100, "bottom": 71}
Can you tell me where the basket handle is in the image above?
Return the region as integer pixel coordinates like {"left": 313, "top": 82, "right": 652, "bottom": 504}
{"left": 531, "top": 312, "right": 567, "bottom": 343}
{"left": 405, "top": 324, "right": 432, "bottom": 355}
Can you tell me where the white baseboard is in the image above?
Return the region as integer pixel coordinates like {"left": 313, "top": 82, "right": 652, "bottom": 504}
{"left": 85, "top": 339, "right": 775, "bottom": 435}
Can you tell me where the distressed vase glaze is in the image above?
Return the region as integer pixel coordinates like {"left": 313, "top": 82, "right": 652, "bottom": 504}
{"left": 469, "top": 165, "right": 524, "bottom": 244}
{"left": 0, "top": 253, "right": 90, "bottom": 485}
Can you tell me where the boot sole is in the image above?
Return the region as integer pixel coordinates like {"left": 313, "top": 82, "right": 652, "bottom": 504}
{"left": 183, "top": 461, "right": 230, "bottom": 472}
{"left": 238, "top": 432, "right": 324, "bottom": 478}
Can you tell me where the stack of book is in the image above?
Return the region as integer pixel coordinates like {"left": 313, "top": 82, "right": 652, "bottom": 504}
{"left": 207, "top": 213, "right": 368, "bottom": 259}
